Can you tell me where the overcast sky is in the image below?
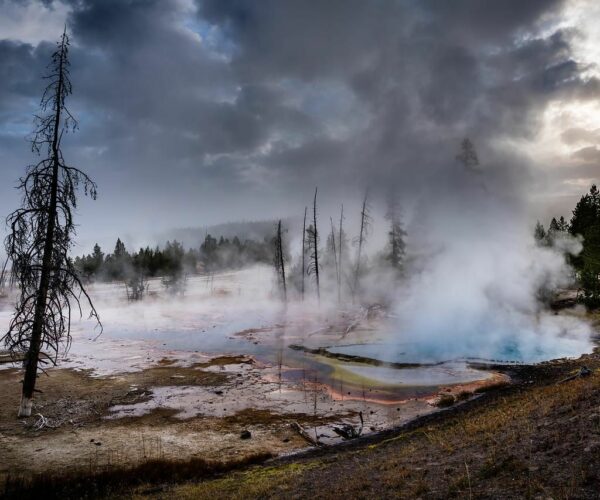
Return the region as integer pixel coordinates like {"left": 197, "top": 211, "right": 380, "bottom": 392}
{"left": 1, "top": 0, "right": 600, "bottom": 251}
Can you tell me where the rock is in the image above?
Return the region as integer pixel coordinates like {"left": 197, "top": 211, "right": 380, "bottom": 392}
{"left": 240, "top": 430, "right": 251, "bottom": 440}
{"left": 588, "top": 413, "right": 600, "bottom": 425}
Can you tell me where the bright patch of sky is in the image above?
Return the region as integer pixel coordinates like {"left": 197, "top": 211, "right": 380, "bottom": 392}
{"left": 278, "top": 78, "right": 370, "bottom": 141}
{"left": 0, "top": 0, "right": 70, "bottom": 45}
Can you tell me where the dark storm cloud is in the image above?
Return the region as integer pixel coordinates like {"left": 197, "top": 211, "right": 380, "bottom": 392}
{"left": 421, "top": 0, "right": 564, "bottom": 42}
{"left": 0, "top": 0, "right": 596, "bottom": 244}
{"left": 197, "top": 0, "right": 590, "bottom": 197}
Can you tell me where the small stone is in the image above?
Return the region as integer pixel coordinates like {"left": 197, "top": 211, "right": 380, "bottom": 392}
{"left": 240, "top": 430, "right": 251, "bottom": 440}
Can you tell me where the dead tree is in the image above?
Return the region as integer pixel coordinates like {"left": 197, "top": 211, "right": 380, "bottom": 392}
{"left": 2, "top": 29, "right": 101, "bottom": 417}
{"left": 306, "top": 188, "right": 320, "bottom": 302}
{"left": 273, "top": 220, "right": 287, "bottom": 302}
{"left": 301, "top": 206, "right": 307, "bottom": 301}
{"left": 329, "top": 217, "right": 339, "bottom": 294}
{"left": 338, "top": 204, "right": 345, "bottom": 303}
{"left": 385, "top": 197, "right": 406, "bottom": 275}
{"left": 0, "top": 259, "right": 8, "bottom": 298}
{"left": 352, "top": 190, "right": 372, "bottom": 301}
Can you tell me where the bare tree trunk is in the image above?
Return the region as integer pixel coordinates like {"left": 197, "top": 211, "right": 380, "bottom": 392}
{"left": 276, "top": 220, "right": 287, "bottom": 302}
{"left": 338, "top": 204, "right": 344, "bottom": 304}
{"left": 353, "top": 191, "right": 370, "bottom": 303}
{"left": 330, "top": 217, "right": 339, "bottom": 299}
{"left": 0, "top": 259, "right": 8, "bottom": 295}
{"left": 313, "top": 188, "right": 320, "bottom": 303}
{"left": 19, "top": 37, "right": 67, "bottom": 417}
{"left": 301, "top": 206, "right": 307, "bottom": 301}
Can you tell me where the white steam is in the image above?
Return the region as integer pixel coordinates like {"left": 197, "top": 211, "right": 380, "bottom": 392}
{"left": 390, "top": 157, "right": 593, "bottom": 363}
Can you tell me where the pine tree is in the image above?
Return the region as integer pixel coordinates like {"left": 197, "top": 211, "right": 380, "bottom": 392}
{"left": 456, "top": 138, "right": 480, "bottom": 171}
{"left": 558, "top": 216, "right": 569, "bottom": 232}
{"left": 534, "top": 221, "right": 546, "bottom": 244}
{"left": 385, "top": 198, "right": 406, "bottom": 274}
{"left": 326, "top": 217, "right": 339, "bottom": 293}
{"left": 570, "top": 185, "right": 600, "bottom": 239}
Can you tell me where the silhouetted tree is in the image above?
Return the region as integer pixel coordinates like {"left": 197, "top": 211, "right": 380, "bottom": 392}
{"left": 2, "top": 30, "right": 101, "bottom": 416}
{"left": 568, "top": 185, "right": 600, "bottom": 305}
{"left": 385, "top": 197, "right": 406, "bottom": 274}
{"left": 558, "top": 216, "right": 569, "bottom": 232}
{"left": 353, "top": 190, "right": 372, "bottom": 300}
{"left": 534, "top": 221, "right": 546, "bottom": 245}
{"left": 546, "top": 217, "right": 569, "bottom": 247}
{"left": 104, "top": 238, "right": 130, "bottom": 280}
{"left": 0, "top": 259, "right": 9, "bottom": 297}
{"left": 570, "top": 185, "right": 599, "bottom": 237}
{"left": 327, "top": 217, "right": 339, "bottom": 292}
{"left": 301, "top": 206, "right": 307, "bottom": 301}
{"left": 273, "top": 220, "right": 287, "bottom": 302}
{"left": 338, "top": 204, "right": 346, "bottom": 303}
{"left": 306, "top": 188, "right": 321, "bottom": 302}
{"left": 125, "top": 271, "right": 148, "bottom": 301}
{"left": 456, "top": 137, "right": 480, "bottom": 171}
{"left": 160, "top": 240, "right": 186, "bottom": 295}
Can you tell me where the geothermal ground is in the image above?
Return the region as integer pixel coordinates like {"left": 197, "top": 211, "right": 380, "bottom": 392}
{"left": 0, "top": 267, "right": 595, "bottom": 498}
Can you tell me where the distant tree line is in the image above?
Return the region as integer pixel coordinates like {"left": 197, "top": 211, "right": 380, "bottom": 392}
{"left": 535, "top": 184, "right": 600, "bottom": 307}
{"left": 74, "top": 234, "right": 274, "bottom": 283}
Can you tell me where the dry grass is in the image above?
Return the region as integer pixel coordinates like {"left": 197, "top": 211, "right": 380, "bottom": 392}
{"left": 2, "top": 452, "right": 274, "bottom": 500}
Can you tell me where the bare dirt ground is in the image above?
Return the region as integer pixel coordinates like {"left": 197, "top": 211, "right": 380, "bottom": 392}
{"left": 137, "top": 349, "right": 600, "bottom": 499}
{"left": 3, "top": 350, "right": 599, "bottom": 499}
{"left": 0, "top": 349, "right": 504, "bottom": 498}
{"left": 0, "top": 357, "right": 310, "bottom": 479}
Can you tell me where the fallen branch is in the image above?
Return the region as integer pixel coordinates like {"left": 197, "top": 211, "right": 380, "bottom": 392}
{"left": 32, "top": 413, "right": 58, "bottom": 430}
{"left": 333, "top": 412, "right": 364, "bottom": 440}
{"left": 291, "top": 421, "right": 323, "bottom": 447}
{"left": 557, "top": 366, "right": 592, "bottom": 385}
